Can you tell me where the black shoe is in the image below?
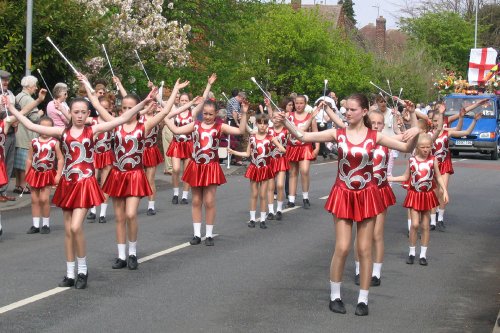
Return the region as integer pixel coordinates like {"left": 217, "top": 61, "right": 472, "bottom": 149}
{"left": 180, "top": 198, "right": 188, "bottom": 205}
{"left": 419, "top": 257, "right": 428, "bottom": 266}
{"left": 430, "top": 225, "right": 436, "bottom": 231}
{"left": 354, "top": 274, "right": 360, "bottom": 286}
{"left": 147, "top": 208, "right": 156, "bottom": 216}
{"left": 205, "top": 237, "right": 214, "bottom": 246}
{"left": 98, "top": 216, "right": 107, "bottom": 223}
{"left": 406, "top": 255, "right": 415, "bottom": 265}
{"left": 27, "top": 226, "right": 40, "bottom": 234}
{"left": 371, "top": 276, "right": 381, "bottom": 287}
{"left": 75, "top": 273, "right": 88, "bottom": 289}
{"left": 436, "top": 221, "right": 445, "bottom": 232}
{"left": 267, "top": 213, "right": 275, "bottom": 220}
{"left": 355, "top": 302, "right": 369, "bottom": 316}
{"left": 329, "top": 298, "right": 346, "bottom": 314}
{"left": 87, "top": 212, "right": 96, "bottom": 221}
{"left": 58, "top": 276, "right": 75, "bottom": 287}
{"left": 189, "top": 236, "right": 201, "bottom": 245}
{"left": 286, "top": 201, "right": 295, "bottom": 208}
{"left": 128, "top": 255, "right": 138, "bottom": 270}
{"left": 276, "top": 211, "right": 282, "bottom": 221}
{"left": 248, "top": 220, "right": 256, "bottom": 228}
{"left": 0, "top": 228, "right": 2, "bottom": 236}
{"left": 259, "top": 221, "right": 267, "bottom": 229}
{"left": 171, "top": 195, "right": 179, "bottom": 204}
{"left": 112, "top": 258, "right": 127, "bottom": 269}
{"left": 303, "top": 199, "right": 310, "bottom": 209}
{"left": 40, "top": 225, "right": 50, "bottom": 234}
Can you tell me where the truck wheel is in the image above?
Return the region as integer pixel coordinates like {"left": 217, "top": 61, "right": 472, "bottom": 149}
{"left": 491, "top": 147, "right": 499, "bottom": 160}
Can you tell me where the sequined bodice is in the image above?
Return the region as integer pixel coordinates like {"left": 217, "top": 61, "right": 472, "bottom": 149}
{"left": 174, "top": 110, "right": 193, "bottom": 142}
{"left": 192, "top": 120, "right": 221, "bottom": 164}
{"left": 409, "top": 156, "right": 435, "bottom": 192}
{"left": 432, "top": 130, "right": 449, "bottom": 163}
{"left": 249, "top": 134, "right": 272, "bottom": 167}
{"left": 288, "top": 112, "right": 311, "bottom": 146}
{"left": 91, "top": 117, "right": 113, "bottom": 154}
{"left": 61, "top": 127, "right": 95, "bottom": 182}
{"left": 112, "top": 122, "right": 145, "bottom": 171}
{"left": 268, "top": 127, "right": 288, "bottom": 158}
{"left": 32, "top": 137, "right": 57, "bottom": 171}
{"left": 144, "top": 124, "right": 160, "bottom": 148}
{"left": 373, "top": 144, "right": 389, "bottom": 187}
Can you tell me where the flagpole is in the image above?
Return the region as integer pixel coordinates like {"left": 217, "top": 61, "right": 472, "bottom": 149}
{"left": 474, "top": 0, "right": 478, "bottom": 48}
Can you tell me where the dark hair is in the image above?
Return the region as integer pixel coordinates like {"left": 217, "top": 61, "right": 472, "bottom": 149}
{"left": 375, "top": 95, "right": 387, "bottom": 103}
{"left": 255, "top": 113, "right": 269, "bottom": 124}
{"left": 295, "top": 95, "right": 307, "bottom": 103}
{"left": 231, "top": 89, "right": 239, "bottom": 97}
{"left": 279, "top": 97, "right": 295, "bottom": 112}
{"left": 203, "top": 99, "right": 217, "bottom": 111}
{"left": 347, "top": 93, "right": 371, "bottom": 128}
{"left": 94, "top": 78, "right": 107, "bottom": 87}
{"left": 123, "top": 94, "right": 141, "bottom": 105}
{"left": 69, "top": 97, "right": 90, "bottom": 110}
{"left": 39, "top": 116, "right": 54, "bottom": 126}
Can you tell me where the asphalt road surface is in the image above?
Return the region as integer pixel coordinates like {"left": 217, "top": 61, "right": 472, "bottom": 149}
{"left": 0, "top": 153, "right": 499, "bottom": 333}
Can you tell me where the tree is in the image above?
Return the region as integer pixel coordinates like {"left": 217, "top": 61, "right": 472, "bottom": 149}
{"left": 479, "top": 3, "right": 500, "bottom": 49}
{"left": 338, "top": 0, "right": 356, "bottom": 25}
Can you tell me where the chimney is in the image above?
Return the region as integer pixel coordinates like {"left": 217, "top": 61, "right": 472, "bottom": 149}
{"left": 291, "top": 0, "right": 301, "bottom": 11}
{"left": 375, "top": 16, "right": 386, "bottom": 56}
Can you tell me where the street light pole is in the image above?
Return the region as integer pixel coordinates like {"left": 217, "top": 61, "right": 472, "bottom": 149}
{"left": 474, "top": 0, "right": 478, "bottom": 48}
{"left": 25, "top": 0, "right": 33, "bottom": 76}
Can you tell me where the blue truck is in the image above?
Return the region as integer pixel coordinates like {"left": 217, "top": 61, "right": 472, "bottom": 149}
{"left": 444, "top": 93, "right": 500, "bottom": 160}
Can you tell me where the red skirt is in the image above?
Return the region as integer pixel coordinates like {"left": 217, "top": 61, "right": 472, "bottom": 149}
{"left": 438, "top": 157, "right": 454, "bottom": 175}
{"left": 102, "top": 168, "right": 152, "bottom": 198}
{"left": 245, "top": 164, "right": 274, "bottom": 182}
{"left": 94, "top": 150, "right": 114, "bottom": 169}
{"left": 182, "top": 160, "right": 226, "bottom": 187}
{"left": 25, "top": 168, "right": 56, "bottom": 189}
{"left": 52, "top": 176, "right": 105, "bottom": 209}
{"left": 378, "top": 183, "right": 396, "bottom": 209}
{"left": 286, "top": 145, "right": 315, "bottom": 162}
{"left": 166, "top": 141, "right": 193, "bottom": 159}
{"left": 325, "top": 184, "right": 384, "bottom": 222}
{"left": 403, "top": 189, "right": 439, "bottom": 211}
{"left": 143, "top": 146, "right": 164, "bottom": 168}
{"left": 0, "top": 160, "right": 8, "bottom": 187}
{"left": 272, "top": 155, "right": 290, "bottom": 173}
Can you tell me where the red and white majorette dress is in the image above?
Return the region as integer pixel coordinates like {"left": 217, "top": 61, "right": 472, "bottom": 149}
{"left": 373, "top": 144, "right": 396, "bottom": 209}
{"left": 102, "top": 122, "right": 152, "bottom": 197}
{"left": 0, "top": 120, "right": 9, "bottom": 187}
{"left": 143, "top": 123, "right": 164, "bottom": 168}
{"left": 286, "top": 112, "right": 315, "bottom": 162}
{"left": 432, "top": 129, "right": 454, "bottom": 175}
{"left": 91, "top": 117, "right": 114, "bottom": 169}
{"left": 245, "top": 134, "right": 274, "bottom": 182}
{"left": 52, "top": 127, "right": 105, "bottom": 209}
{"left": 325, "top": 128, "right": 384, "bottom": 221}
{"left": 25, "top": 137, "right": 58, "bottom": 188}
{"left": 182, "top": 120, "right": 226, "bottom": 187}
{"left": 403, "top": 156, "right": 439, "bottom": 211}
{"left": 268, "top": 127, "right": 289, "bottom": 173}
{"left": 166, "top": 110, "right": 193, "bottom": 159}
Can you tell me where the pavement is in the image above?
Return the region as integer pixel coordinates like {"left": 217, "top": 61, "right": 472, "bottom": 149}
{"left": 0, "top": 153, "right": 498, "bottom": 333}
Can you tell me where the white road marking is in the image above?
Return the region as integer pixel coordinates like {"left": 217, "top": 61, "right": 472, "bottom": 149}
{"left": 0, "top": 287, "right": 70, "bottom": 315}
{"left": 319, "top": 196, "right": 328, "bottom": 200}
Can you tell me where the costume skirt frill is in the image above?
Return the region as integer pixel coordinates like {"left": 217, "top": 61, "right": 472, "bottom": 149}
{"left": 25, "top": 168, "right": 56, "bottom": 188}
{"left": 271, "top": 155, "right": 290, "bottom": 173}
{"left": 245, "top": 164, "right": 274, "bottom": 182}
{"left": 52, "top": 176, "right": 105, "bottom": 209}
{"left": 378, "top": 183, "right": 396, "bottom": 209}
{"left": 166, "top": 141, "right": 193, "bottom": 159}
{"left": 102, "top": 168, "right": 152, "bottom": 198}
{"left": 438, "top": 157, "right": 454, "bottom": 175}
{"left": 94, "top": 150, "right": 114, "bottom": 169}
{"left": 403, "top": 190, "right": 439, "bottom": 211}
{"left": 286, "top": 145, "right": 315, "bottom": 162}
{"left": 324, "top": 184, "right": 385, "bottom": 221}
{"left": 182, "top": 160, "right": 226, "bottom": 187}
{"left": 143, "top": 146, "right": 164, "bottom": 167}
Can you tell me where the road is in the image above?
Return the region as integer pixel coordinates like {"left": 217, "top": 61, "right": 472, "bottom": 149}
{"left": 0, "top": 153, "right": 499, "bottom": 333}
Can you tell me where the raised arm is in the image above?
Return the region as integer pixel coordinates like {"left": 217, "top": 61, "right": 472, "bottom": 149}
{"left": 191, "top": 74, "right": 217, "bottom": 119}
{"left": 448, "top": 112, "right": 482, "bottom": 138}
{"left": 164, "top": 116, "right": 195, "bottom": 135}
{"left": 276, "top": 111, "right": 337, "bottom": 143}
{"left": 77, "top": 73, "right": 115, "bottom": 122}
{"left": 55, "top": 141, "right": 64, "bottom": 184}
{"left": 113, "top": 76, "right": 128, "bottom": 97}
{"left": 167, "top": 97, "right": 199, "bottom": 120}
{"left": 221, "top": 99, "right": 248, "bottom": 136}
{"left": 322, "top": 102, "right": 346, "bottom": 128}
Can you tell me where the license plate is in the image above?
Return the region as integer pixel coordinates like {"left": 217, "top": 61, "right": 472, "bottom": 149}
{"left": 455, "top": 140, "right": 472, "bottom": 146}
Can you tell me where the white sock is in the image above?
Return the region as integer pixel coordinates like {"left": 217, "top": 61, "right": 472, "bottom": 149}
{"left": 373, "top": 263, "right": 382, "bottom": 278}
{"left": 100, "top": 203, "right": 108, "bottom": 217}
{"left": 129, "top": 241, "right": 137, "bottom": 256}
{"left": 288, "top": 195, "right": 295, "bottom": 203}
{"left": 302, "top": 192, "right": 309, "bottom": 200}
{"left": 206, "top": 224, "right": 214, "bottom": 238}
{"left": 33, "top": 217, "right": 40, "bottom": 228}
{"left": 90, "top": 207, "right": 96, "bottom": 214}
{"left": 193, "top": 222, "right": 201, "bottom": 237}
{"left": 408, "top": 218, "right": 412, "bottom": 231}
{"left": 66, "top": 261, "right": 75, "bottom": 279}
{"left": 260, "top": 211, "right": 267, "bottom": 222}
{"left": 117, "top": 244, "right": 126, "bottom": 260}
{"left": 437, "top": 208, "right": 444, "bottom": 221}
{"left": 277, "top": 201, "right": 283, "bottom": 212}
{"left": 358, "top": 289, "right": 369, "bottom": 305}
{"left": 250, "top": 211, "right": 256, "bottom": 221}
{"left": 173, "top": 188, "right": 179, "bottom": 196}
{"left": 420, "top": 246, "right": 428, "bottom": 259}
{"left": 268, "top": 204, "right": 275, "bottom": 214}
{"left": 409, "top": 246, "right": 416, "bottom": 256}
{"left": 355, "top": 261, "right": 360, "bottom": 275}
{"left": 148, "top": 201, "right": 155, "bottom": 210}
{"left": 330, "top": 281, "right": 341, "bottom": 301}
{"left": 42, "top": 217, "right": 49, "bottom": 227}
{"left": 76, "top": 256, "right": 87, "bottom": 275}
{"left": 431, "top": 213, "right": 437, "bottom": 225}
{"left": 182, "top": 191, "right": 189, "bottom": 199}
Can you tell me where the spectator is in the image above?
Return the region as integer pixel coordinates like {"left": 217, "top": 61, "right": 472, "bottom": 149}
{"left": 226, "top": 90, "right": 247, "bottom": 166}
{"left": 46, "top": 83, "right": 70, "bottom": 128}
{"left": 374, "top": 95, "right": 397, "bottom": 137}
{"left": 0, "top": 70, "right": 16, "bottom": 201}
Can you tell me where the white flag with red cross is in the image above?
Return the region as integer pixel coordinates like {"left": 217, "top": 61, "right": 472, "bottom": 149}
{"left": 468, "top": 48, "right": 498, "bottom": 85}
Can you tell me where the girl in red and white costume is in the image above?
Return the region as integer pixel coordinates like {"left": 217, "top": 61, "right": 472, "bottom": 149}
{"left": 100, "top": 82, "right": 182, "bottom": 270}
{"left": 389, "top": 134, "right": 449, "bottom": 266}
{"left": 230, "top": 113, "right": 285, "bottom": 229}
{"left": 166, "top": 99, "right": 247, "bottom": 246}
{"left": 166, "top": 74, "right": 217, "bottom": 205}
{"left": 25, "top": 117, "right": 63, "bottom": 235}
{"left": 6, "top": 86, "right": 151, "bottom": 289}
{"left": 286, "top": 95, "right": 319, "bottom": 208}
{"left": 279, "top": 93, "right": 419, "bottom": 316}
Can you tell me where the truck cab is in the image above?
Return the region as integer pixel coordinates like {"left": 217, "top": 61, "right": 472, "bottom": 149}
{"left": 445, "top": 94, "right": 500, "bottom": 160}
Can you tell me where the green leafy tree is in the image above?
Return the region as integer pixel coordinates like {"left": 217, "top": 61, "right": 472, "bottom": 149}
{"left": 479, "top": 3, "right": 500, "bottom": 49}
